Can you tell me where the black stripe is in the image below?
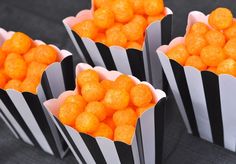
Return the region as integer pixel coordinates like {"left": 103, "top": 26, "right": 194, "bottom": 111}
{"left": 23, "top": 93, "right": 60, "bottom": 157}
{"left": 134, "top": 120, "right": 145, "bottom": 164}
{"left": 201, "top": 71, "right": 224, "bottom": 146}
{"left": 161, "top": 14, "right": 173, "bottom": 45}
{"left": 170, "top": 60, "right": 199, "bottom": 137}
{"left": 127, "top": 49, "right": 146, "bottom": 81}
{"left": 115, "top": 142, "right": 134, "bottom": 164}
{"left": 72, "top": 31, "right": 95, "bottom": 67}
{"left": 0, "top": 89, "right": 40, "bottom": 147}
{"left": 41, "top": 72, "right": 54, "bottom": 100}
{"left": 155, "top": 98, "right": 166, "bottom": 164}
{"left": 55, "top": 117, "right": 86, "bottom": 163}
{"left": 0, "top": 108, "right": 21, "bottom": 140}
{"left": 80, "top": 133, "right": 106, "bottom": 163}
{"left": 61, "top": 55, "right": 75, "bottom": 91}
{"left": 96, "top": 42, "right": 117, "bottom": 71}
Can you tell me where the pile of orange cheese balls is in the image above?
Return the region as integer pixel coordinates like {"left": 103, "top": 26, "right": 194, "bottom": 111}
{"left": 58, "top": 69, "right": 155, "bottom": 144}
{"left": 0, "top": 32, "right": 58, "bottom": 94}
{"left": 72, "top": 0, "right": 166, "bottom": 50}
{"left": 167, "top": 8, "right": 236, "bottom": 77}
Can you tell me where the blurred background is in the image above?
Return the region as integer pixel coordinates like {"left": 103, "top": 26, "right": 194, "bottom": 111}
{"left": 1, "top": 0, "right": 236, "bottom": 163}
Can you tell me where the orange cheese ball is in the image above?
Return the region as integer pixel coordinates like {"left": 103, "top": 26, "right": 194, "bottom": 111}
{"left": 136, "top": 103, "right": 155, "bottom": 116}
{"left": 189, "top": 22, "right": 209, "bottom": 35}
{"left": 144, "top": 0, "right": 164, "bottom": 16}
{"left": 113, "top": 108, "right": 137, "bottom": 126}
{"left": 217, "top": 59, "right": 236, "bottom": 76}
{"left": 20, "top": 78, "right": 39, "bottom": 94}
{"left": 224, "top": 22, "right": 236, "bottom": 40}
{"left": 114, "top": 75, "right": 135, "bottom": 92}
{"left": 185, "top": 33, "right": 207, "bottom": 55}
{"left": 77, "top": 69, "right": 100, "bottom": 87}
{"left": 95, "top": 33, "right": 107, "bottom": 45}
{"left": 147, "top": 14, "right": 165, "bottom": 25}
{"left": 205, "top": 30, "right": 226, "bottom": 47}
{"left": 94, "top": 7, "right": 115, "bottom": 29}
{"left": 73, "top": 20, "right": 98, "bottom": 40}
{"left": 4, "top": 53, "right": 27, "bottom": 80}
{"left": 209, "top": 8, "right": 233, "bottom": 30}
{"left": 114, "top": 125, "right": 135, "bottom": 144}
{"left": 59, "top": 102, "right": 84, "bottom": 126}
{"left": 200, "top": 45, "right": 225, "bottom": 67}
{"left": 207, "top": 67, "right": 217, "bottom": 74}
{"left": 4, "top": 80, "right": 21, "bottom": 91}
{"left": 5, "top": 52, "right": 22, "bottom": 60}
{"left": 185, "top": 55, "right": 207, "bottom": 71}
{"left": 23, "top": 48, "right": 36, "bottom": 63}
{"left": 224, "top": 38, "right": 236, "bottom": 60}
{"left": 75, "top": 112, "right": 100, "bottom": 133}
{"left": 34, "top": 45, "right": 58, "bottom": 65}
{"left": 94, "top": 0, "right": 113, "bottom": 8}
{"left": 126, "top": 42, "right": 142, "bottom": 50}
{"left": 166, "top": 44, "right": 189, "bottom": 66}
{"left": 106, "top": 29, "right": 127, "bottom": 47}
{"left": 85, "top": 101, "right": 107, "bottom": 121}
{"left": 10, "top": 32, "right": 32, "bottom": 54}
{"left": 0, "top": 49, "right": 6, "bottom": 67}
{"left": 64, "top": 95, "right": 87, "bottom": 110}
{"left": 104, "top": 89, "right": 130, "bottom": 110}
{"left": 104, "top": 106, "right": 116, "bottom": 117}
{"left": 112, "top": 0, "right": 134, "bottom": 23}
{"left": 0, "top": 72, "right": 7, "bottom": 89}
{"left": 122, "top": 22, "right": 143, "bottom": 41}
{"left": 132, "top": 15, "right": 147, "bottom": 30}
{"left": 130, "top": 84, "right": 153, "bottom": 107}
{"left": 1, "top": 40, "right": 12, "bottom": 53}
{"left": 129, "top": 0, "right": 145, "bottom": 15}
{"left": 104, "top": 117, "right": 116, "bottom": 130}
{"left": 81, "top": 82, "right": 105, "bottom": 102}
{"left": 26, "top": 62, "right": 47, "bottom": 81}
{"left": 92, "top": 123, "right": 113, "bottom": 139}
{"left": 100, "top": 79, "right": 114, "bottom": 91}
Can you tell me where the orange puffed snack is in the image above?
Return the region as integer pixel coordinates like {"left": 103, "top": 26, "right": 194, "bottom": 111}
{"left": 23, "top": 48, "right": 36, "bottom": 63}
{"left": 4, "top": 80, "right": 21, "bottom": 90}
{"left": 166, "top": 44, "right": 189, "bottom": 66}
{"left": 147, "top": 14, "right": 165, "bottom": 25}
{"left": 85, "top": 101, "right": 107, "bottom": 121}
{"left": 73, "top": 20, "right": 98, "bottom": 40}
{"left": 92, "top": 123, "right": 113, "bottom": 139}
{"left": 26, "top": 62, "right": 47, "bottom": 81}
{"left": 209, "top": 8, "right": 233, "bottom": 30}
{"left": 217, "top": 59, "right": 236, "bottom": 77}
{"left": 122, "top": 22, "right": 143, "bottom": 41}
{"left": 131, "top": 15, "right": 147, "bottom": 30}
{"left": 185, "top": 56, "right": 207, "bottom": 71}
{"left": 205, "top": 30, "right": 226, "bottom": 47}
{"left": 0, "top": 49, "right": 6, "bottom": 67}
{"left": 130, "top": 84, "right": 153, "bottom": 107}
{"left": 224, "top": 22, "right": 236, "bottom": 40}
{"left": 185, "top": 33, "right": 207, "bottom": 55}
{"left": 144, "top": 0, "right": 164, "bottom": 16}
{"left": 104, "top": 117, "right": 116, "bottom": 130}
{"left": 59, "top": 102, "right": 84, "bottom": 126}
{"left": 94, "top": 7, "right": 115, "bottom": 29}
{"left": 77, "top": 69, "right": 100, "bottom": 87}
{"left": 20, "top": 78, "right": 39, "bottom": 94}
{"left": 0, "top": 72, "right": 7, "bottom": 89}
{"left": 75, "top": 112, "right": 100, "bottom": 133}
{"left": 64, "top": 95, "right": 87, "bottom": 110}
{"left": 9, "top": 32, "right": 32, "bottom": 54}
{"left": 34, "top": 45, "right": 58, "bottom": 65}
{"left": 114, "top": 74, "right": 135, "bottom": 92}
{"left": 114, "top": 125, "right": 135, "bottom": 144}
{"left": 189, "top": 22, "right": 209, "bottom": 35}
{"left": 81, "top": 82, "right": 105, "bottom": 102}
{"left": 94, "top": 0, "right": 113, "bottom": 9}
{"left": 113, "top": 107, "right": 137, "bottom": 126}
{"left": 100, "top": 79, "right": 114, "bottom": 91}
{"left": 224, "top": 38, "right": 236, "bottom": 60}
{"left": 106, "top": 28, "right": 127, "bottom": 47}
{"left": 126, "top": 42, "right": 142, "bottom": 50}
{"left": 136, "top": 103, "right": 155, "bottom": 116}
{"left": 112, "top": 0, "right": 134, "bottom": 23}
{"left": 129, "top": 0, "right": 145, "bottom": 15}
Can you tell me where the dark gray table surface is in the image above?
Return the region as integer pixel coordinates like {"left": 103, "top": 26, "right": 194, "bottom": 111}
{"left": 1, "top": 0, "right": 236, "bottom": 163}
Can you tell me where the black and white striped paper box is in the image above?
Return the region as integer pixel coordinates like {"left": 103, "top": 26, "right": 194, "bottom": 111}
{"left": 157, "top": 11, "right": 236, "bottom": 152}
{"left": 0, "top": 28, "right": 73, "bottom": 157}
{"left": 44, "top": 62, "right": 167, "bottom": 164}
{"left": 63, "top": 3, "right": 172, "bottom": 89}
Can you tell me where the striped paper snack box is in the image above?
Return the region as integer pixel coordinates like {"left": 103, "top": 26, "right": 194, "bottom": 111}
{"left": 44, "top": 61, "right": 166, "bottom": 164}
{"left": 157, "top": 11, "right": 236, "bottom": 152}
{"left": 0, "top": 28, "right": 73, "bottom": 157}
{"left": 63, "top": 0, "right": 172, "bottom": 89}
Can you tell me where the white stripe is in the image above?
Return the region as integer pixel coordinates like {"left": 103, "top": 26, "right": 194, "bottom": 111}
{"left": 82, "top": 38, "right": 106, "bottom": 68}
{"left": 131, "top": 129, "right": 141, "bottom": 164}
{"left": 7, "top": 90, "right": 53, "bottom": 155}
{"left": 139, "top": 107, "right": 155, "bottom": 164}
{"left": 45, "top": 63, "right": 66, "bottom": 98}
{"left": 65, "top": 127, "right": 96, "bottom": 164}
{"left": 96, "top": 138, "right": 121, "bottom": 164}
{"left": 184, "top": 67, "right": 213, "bottom": 142}
{"left": 157, "top": 51, "right": 192, "bottom": 133}
{"left": 219, "top": 75, "right": 236, "bottom": 151}
{"left": 0, "top": 112, "right": 19, "bottom": 139}
{"left": 0, "top": 99, "right": 32, "bottom": 145}
{"left": 110, "top": 47, "right": 132, "bottom": 75}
